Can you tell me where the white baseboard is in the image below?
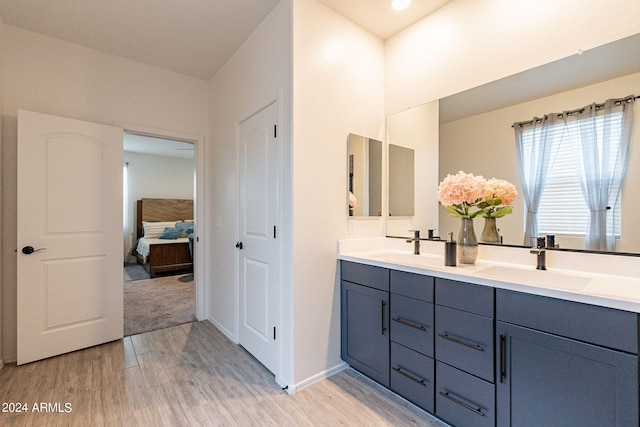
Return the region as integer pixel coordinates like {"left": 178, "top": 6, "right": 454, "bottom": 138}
{"left": 285, "top": 361, "right": 349, "bottom": 395}
{"left": 206, "top": 316, "right": 237, "bottom": 343}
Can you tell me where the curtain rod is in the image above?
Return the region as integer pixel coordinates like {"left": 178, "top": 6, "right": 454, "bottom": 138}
{"left": 512, "top": 94, "right": 639, "bottom": 128}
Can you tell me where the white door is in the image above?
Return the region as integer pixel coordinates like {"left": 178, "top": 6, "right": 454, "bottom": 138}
{"left": 238, "top": 102, "right": 279, "bottom": 373}
{"left": 17, "top": 110, "right": 123, "bottom": 365}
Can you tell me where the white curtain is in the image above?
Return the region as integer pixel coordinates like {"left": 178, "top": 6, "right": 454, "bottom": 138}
{"left": 565, "top": 96, "right": 635, "bottom": 251}
{"left": 123, "top": 162, "right": 131, "bottom": 261}
{"left": 514, "top": 115, "right": 563, "bottom": 246}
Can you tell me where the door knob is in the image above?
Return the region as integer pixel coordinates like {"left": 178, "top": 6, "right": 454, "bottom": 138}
{"left": 22, "top": 246, "right": 46, "bottom": 255}
{"left": 235, "top": 242, "right": 243, "bottom": 250}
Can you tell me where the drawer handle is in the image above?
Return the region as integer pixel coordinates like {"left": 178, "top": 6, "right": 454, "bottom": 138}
{"left": 499, "top": 334, "right": 506, "bottom": 383}
{"left": 392, "top": 367, "right": 427, "bottom": 387}
{"left": 381, "top": 300, "right": 387, "bottom": 336}
{"left": 438, "top": 333, "right": 485, "bottom": 352}
{"left": 392, "top": 317, "right": 428, "bottom": 332}
{"left": 439, "top": 391, "right": 486, "bottom": 417}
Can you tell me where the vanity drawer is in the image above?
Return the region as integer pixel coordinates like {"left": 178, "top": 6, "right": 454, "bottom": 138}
{"left": 390, "top": 270, "right": 434, "bottom": 302}
{"left": 436, "top": 361, "right": 495, "bottom": 427}
{"left": 341, "top": 261, "right": 389, "bottom": 291}
{"left": 390, "top": 294, "right": 434, "bottom": 357}
{"left": 435, "top": 305, "right": 494, "bottom": 382}
{"left": 390, "top": 342, "right": 434, "bottom": 413}
{"left": 496, "top": 289, "right": 638, "bottom": 353}
{"left": 436, "top": 278, "right": 494, "bottom": 317}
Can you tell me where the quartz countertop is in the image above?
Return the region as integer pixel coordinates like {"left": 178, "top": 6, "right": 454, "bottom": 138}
{"left": 338, "top": 239, "right": 640, "bottom": 313}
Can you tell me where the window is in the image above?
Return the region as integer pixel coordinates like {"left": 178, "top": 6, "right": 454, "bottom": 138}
{"left": 519, "top": 111, "right": 624, "bottom": 237}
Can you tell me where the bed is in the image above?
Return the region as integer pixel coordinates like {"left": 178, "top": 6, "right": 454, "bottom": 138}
{"left": 134, "top": 198, "right": 194, "bottom": 278}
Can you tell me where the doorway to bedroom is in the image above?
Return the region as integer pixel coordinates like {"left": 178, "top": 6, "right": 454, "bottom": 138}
{"left": 122, "top": 132, "right": 197, "bottom": 336}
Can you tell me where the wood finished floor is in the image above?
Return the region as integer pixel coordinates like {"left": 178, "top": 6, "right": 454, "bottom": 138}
{"left": 0, "top": 321, "right": 449, "bottom": 426}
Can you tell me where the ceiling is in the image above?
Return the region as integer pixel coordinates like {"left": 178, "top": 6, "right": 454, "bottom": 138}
{"left": 124, "top": 133, "right": 194, "bottom": 160}
{"left": 0, "top": 0, "right": 449, "bottom": 81}
{"left": 317, "top": 0, "right": 452, "bottom": 40}
{"left": 0, "top": 0, "right": 280, "bottom": 81}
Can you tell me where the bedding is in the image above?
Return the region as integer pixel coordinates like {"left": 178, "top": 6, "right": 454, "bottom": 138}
{"left": 135, "top": 199, "right": 194, "bottom": 277}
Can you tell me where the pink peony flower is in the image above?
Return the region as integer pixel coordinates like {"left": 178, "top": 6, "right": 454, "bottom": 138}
{"left": 483, "top": 178, "right": 517, "bottom": 206}
{"left": 437, "top": 171, "right": 486, "bottom": 207}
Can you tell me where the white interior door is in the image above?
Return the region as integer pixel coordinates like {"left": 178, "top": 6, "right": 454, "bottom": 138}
{"left": 17, "top": 110, "right": 124, "bottom": 365}
{"left": 238, "top": 102, "right": 279, "bottom": 374}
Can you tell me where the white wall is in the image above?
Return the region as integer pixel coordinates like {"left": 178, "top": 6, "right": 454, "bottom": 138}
{"left": 1, "top": 25, "right": 209, "bottom": 362}
{"left": 207, "top": 0, "right": 293, "bottom": 386}
{"left": 385, "top": 0, "right": 640, "bottom": 115}
{"left": 292, "top": 0, "right": 385, "bottom": 388}
{"left": 123, "top": 151, "right": 195, "bottom": 256}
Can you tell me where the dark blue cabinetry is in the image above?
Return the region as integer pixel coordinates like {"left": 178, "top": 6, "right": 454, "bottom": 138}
{"left": 340, "top": 261, "right": 390, "bottom": 387}
{"left": 389, "top": 270, "right": 435, "bottom": 412}
{"left": 341, "top": 261, "right": 640, "bottom": 427}
{"left": 496, "top": 289, "right": 639, "bottom": 426}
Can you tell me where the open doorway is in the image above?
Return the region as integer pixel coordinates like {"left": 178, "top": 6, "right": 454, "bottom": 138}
{"left": 122, "top": 132, "right": 196, "bottom": 336}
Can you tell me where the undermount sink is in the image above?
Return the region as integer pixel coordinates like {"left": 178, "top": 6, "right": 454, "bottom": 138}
{"left": 477, "top": 265, "right": 592, "bottom": 291}
{"left": 366, "top": 252, "right": 443, "bottom": 268}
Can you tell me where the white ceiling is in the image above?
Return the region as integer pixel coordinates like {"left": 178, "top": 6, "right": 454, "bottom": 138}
{"left": 0, "top": 0, "right": 281, "bottom": 81}
{"left": 124, "top": 133, "right": 194, "bottom": 160}
{"left": 316, "top": 0, "right": 452, "bottom": 40}
{"left": 0, "top": 0, "right": 446, "bottom": 81}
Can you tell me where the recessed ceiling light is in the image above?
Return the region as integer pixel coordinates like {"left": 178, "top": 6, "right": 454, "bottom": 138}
{"left": 392, "top": 0, "right": 411, "bottom": 11}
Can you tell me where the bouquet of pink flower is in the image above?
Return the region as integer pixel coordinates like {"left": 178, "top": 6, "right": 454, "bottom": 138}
{"left": 478, "top": 178, "right": 518, "bottom": 218}
{"left": 437, "top": 171, "right": 487, "bottom": 218}
{"left": 438, "top": 171, "right": 517, "bottom": 219}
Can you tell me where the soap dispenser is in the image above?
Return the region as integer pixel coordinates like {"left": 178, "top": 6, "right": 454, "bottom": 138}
{"left": 445, "top": 232, "right": 457, "bottom": 266}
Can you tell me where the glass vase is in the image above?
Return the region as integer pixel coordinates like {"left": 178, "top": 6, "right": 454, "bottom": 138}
{"left": 480, "top": 217, "right": 501, "bottom": 244}
{"left": 458, "top": 218, "right": 478, "bottom": 264}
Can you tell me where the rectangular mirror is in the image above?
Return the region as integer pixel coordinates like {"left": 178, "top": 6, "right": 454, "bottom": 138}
{"left": 385, "top": 33, "right": 640, "bottom": 254}
{"left": 388, "top": 144, "right": 414, "bottom": 216}
{"left": 348, "top": 133, "right": 382, "bottom": 217}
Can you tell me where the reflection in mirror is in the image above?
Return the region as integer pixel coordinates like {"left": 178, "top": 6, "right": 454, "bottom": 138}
{"left": 388, "top": 144, "right": 414, "bottom": 216}
{"left": 386, "top": 33, "right": 640, "bottom": 254}
{"left": 347, "top": 133, "right": 382, "bottom": 217}
{"left": 386, "top": 101, "right": 439, "bottom": 236}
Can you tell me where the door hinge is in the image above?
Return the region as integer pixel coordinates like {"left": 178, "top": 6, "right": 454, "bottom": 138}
{"left": 274, "top": 124, "right": 277, "bottom": 138}
{"left": 273, "top": 225, "right": 277, "bottom": 239}
{"left": 273, "top": 326, "right": 277, "bottom": 340}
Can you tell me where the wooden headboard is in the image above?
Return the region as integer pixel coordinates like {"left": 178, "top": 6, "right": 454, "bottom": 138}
{"left": 136, "top": 198, "right": 194, "bottom": 238}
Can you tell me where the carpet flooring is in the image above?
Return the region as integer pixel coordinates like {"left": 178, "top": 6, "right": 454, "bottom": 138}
{"left": 124, "top": 266, "right": 196, "bottom": 336}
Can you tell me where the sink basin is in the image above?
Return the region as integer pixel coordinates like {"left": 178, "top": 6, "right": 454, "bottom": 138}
{"left": 477, "top": 265, "right": 591, "bottom": 291}
{"left": 366, "top": 252, "right": 443, "bottom": 268}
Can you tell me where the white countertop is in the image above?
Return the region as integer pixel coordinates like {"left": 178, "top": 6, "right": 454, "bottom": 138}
{"left": 338, "top": 238, "right": 640, "bottom": 313}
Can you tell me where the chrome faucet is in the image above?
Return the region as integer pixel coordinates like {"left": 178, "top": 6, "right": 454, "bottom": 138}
{"left": 530, "top": 237, "right": 546, "bottom": 270}
{"left": 406, "top": 230, "right": 421, "bottom": 255}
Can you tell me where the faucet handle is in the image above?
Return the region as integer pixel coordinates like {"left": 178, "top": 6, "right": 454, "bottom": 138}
{"left": 409, "top": 229, "right": 420, "bottom": 239}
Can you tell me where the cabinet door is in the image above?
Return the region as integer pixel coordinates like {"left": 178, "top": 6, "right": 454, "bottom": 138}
{"left": 496, "top": 321, "right": 638, "bottom": 427}
{"left": 341, "top": 280, "right": 389, "bottom": 386}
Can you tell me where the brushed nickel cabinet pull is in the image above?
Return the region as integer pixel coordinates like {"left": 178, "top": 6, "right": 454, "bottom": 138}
{"left": 392, "top": 317, "right": 428, "bottom": 332}
{"left": 438, "top": 333, "right": 485, "bottom": 352}
{"left": 439, "top": 391, "right": 486, "bottom": 417}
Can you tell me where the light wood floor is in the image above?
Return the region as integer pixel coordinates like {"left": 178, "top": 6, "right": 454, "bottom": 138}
{"left": 0, "top": 321, "right": 448, "bottom": 426}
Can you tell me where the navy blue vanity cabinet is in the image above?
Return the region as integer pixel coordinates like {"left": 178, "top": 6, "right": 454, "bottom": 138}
{"left": 340, "top": 261, "right": 390, "bottom": 387}
{"left": 434, "top": 278, "right": 496, "bottom": 427}
{"left": 496, "top": 289, "right": 639, "bottom": 427}
{"left": 389, "top": 270, "right": 435, "bottom": 412}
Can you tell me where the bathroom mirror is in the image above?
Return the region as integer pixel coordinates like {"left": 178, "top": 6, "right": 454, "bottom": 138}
{"left": 386, "top": 33, "right": 640, "bottom": 254}
{"left": 347, "top": 133, "right": 382, "bottom": 217}
{"left": 388, "top": 144, "right": 415, "bottom": 216}
{"left": 386, "top": 102, "right": 439, "bottom": 236}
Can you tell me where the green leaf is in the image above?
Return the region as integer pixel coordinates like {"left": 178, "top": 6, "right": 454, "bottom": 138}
{"left": 493, "top": 206, "right": 513, "bottom": 218}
